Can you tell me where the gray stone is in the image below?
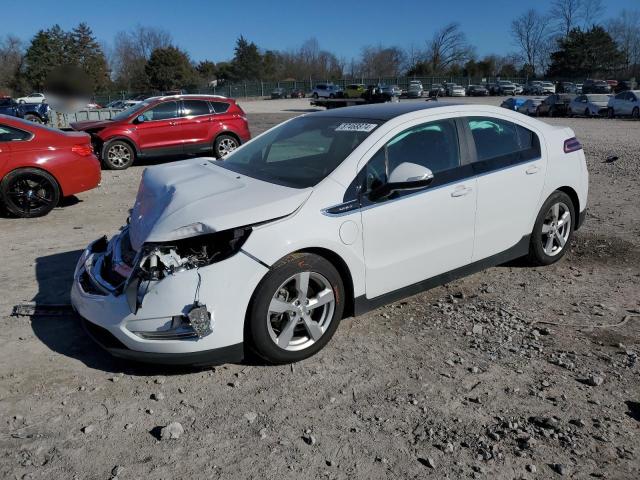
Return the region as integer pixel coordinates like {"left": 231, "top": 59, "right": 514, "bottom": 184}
{"left": 81, "top": 424, "right": 95, "bottom": 434}
{"left": 160, "top": 422, "right": 184, "bottom": 440}
{"left": 244, "top": 412, "right": 257, "bottom": 423}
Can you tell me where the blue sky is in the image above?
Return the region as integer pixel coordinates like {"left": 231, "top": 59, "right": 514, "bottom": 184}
{"left": 2, "top": 0, "right": 633, "bottom": 62}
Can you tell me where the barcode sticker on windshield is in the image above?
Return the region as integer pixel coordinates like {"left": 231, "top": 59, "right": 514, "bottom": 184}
{"left": 335, "top": 123, "right": 377, "bottom": 132}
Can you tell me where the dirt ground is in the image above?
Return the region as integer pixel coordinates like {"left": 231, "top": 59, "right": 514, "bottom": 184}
{"left": 1, "top": 98, "right": 639, "bottom": 479}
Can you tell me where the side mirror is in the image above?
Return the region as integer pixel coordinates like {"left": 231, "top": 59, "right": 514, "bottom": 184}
{"left": 370, "top": 162, "right": 434, "bottom": 200}
{"left": 135, "top": 115, "right": 146, "bottom": 123}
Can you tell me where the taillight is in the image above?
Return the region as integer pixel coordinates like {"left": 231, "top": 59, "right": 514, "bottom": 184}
{"left": 563, "top": 137, "right": 582, "bottom": 153}
{"left": 72, "top": 144, "right": 93, "bottom": 157}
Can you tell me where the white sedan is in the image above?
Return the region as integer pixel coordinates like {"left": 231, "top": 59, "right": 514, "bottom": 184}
{"left": 15, "top": 92, "right": 46, "bottom": 104}
{"left": 71, "top": 103, "right": 589, "bottom": 365}
{"left": 607, "top": 90, "right": 640, "bottom": 118}
{"left": 568, "top": 94, "right": 611, "bottom": 117}
{"left": 450, "top": 85, "right": 466, "bottom": 97}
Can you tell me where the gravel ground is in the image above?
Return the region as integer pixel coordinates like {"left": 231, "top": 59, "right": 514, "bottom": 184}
{"left": 1, "top": 98, "right": 639, "bottom": 479}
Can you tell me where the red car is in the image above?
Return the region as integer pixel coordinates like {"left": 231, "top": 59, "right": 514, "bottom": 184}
{"left": 0, "top": 115, "right": 101, "bottom": 218}
{"left": 70, "top": 95, "right": 251, "bottom": 170}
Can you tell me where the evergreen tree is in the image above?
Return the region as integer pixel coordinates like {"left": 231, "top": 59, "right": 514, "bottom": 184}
{"left": 23, "top": 25, "right": 69, "bottom": 90}
{"left": 69, "top": 23, "right": 110, "bottom": 92}
{"left": 145, "top": 46, "right": 195, "bottom": 91}
{"left": 230, "top": 36, "right": 263, "bottom": 80}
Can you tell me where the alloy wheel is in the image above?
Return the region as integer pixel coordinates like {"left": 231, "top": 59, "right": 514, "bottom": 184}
{"left": 107, "top": 144, "right": 132, "bottom": 168}
{"left": 7, "top": 173, "right": 56, "bottom": 216}
{"left": 541, "top": 202, "right": 571, "bottom": 257}
{"left": 217, "top": 138, "right": 238, "bottom": 157}
{"left": 267, "top": 272, "right": 335, "bottom": 351}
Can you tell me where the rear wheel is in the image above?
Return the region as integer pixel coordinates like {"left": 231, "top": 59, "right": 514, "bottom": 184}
{"left": 312, "top": 92, "right": 318, "bottom": 99}
{"left": 23, "top": 114, "right": 43, "bottom": 124}
{"left": 584, "top": 108, "right": 590, "bottom": 118}
{"left": 608, "top": 108, "right": 615, "bottom": 119}
{"left": 103, "top": 140, "right": 135, "bottom": 170}
{"left": 526, "top": 191, "right": 575, "bottom": 266}
{"left": 632, "top": 107, "right": 639, "bottom": 119}
{"left": 1, "top": 168, "right": 60, "bottom": 218}
{"left": 213, "top": 134, "right": 239, "bottom": 159}
{"left": 247, "top": 253, "right": 344, "bottom": 364}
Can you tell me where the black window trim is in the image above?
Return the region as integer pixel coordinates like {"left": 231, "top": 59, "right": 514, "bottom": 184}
{"left": 0, "top": 123, "right": 34, "bottom": 143}
{"left": 209, "top": 101, "right": 231, "bottom": 114}
{"left": 137, "top": 100, "right": 180, "bottom": 123}
{"left": 179, "top": 99, "right": 213, "bottom": 118}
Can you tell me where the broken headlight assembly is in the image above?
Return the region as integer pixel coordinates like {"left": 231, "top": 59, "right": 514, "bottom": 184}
{"left": 125, "top": 226, "right": 252, "bottom": 314}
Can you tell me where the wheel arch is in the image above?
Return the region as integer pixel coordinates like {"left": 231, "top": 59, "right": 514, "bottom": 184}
{"left": 556, "top": 186, "right": 580, "bottom": 229}
{"left": 102, "top": 136, "right": 140, "bottom": 156}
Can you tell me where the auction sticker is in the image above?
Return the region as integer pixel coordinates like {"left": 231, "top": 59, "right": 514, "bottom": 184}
{"left": 335, "top": 123, "right": 378, "bottom": 132}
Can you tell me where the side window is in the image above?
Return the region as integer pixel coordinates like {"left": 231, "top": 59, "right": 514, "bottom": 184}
{"left": 142, "top": 101, "right": 178, "bottom": 121}
{"left": 467, "top": 117, "right": 540, "bottom": 163}
{"left": 210, "top": 101, "right": 230, "bottom": 114}
{"left": 0, "top": 124, "right": 31, "bottom": 142}
{"left": 182, "top": 100, "right": 211, "bottom": 117}
{"left": 364, "top": 119, "right": 460, "bottom": 192}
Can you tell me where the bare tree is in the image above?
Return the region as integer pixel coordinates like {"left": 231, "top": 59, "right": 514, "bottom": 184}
{"left": 0, "top": 35, "right": 23, "bottom": 92}
{"left": 426, "top": 23, "right": 473, "bottom": 73}
{"left": 358, "top": 45, "right": 406, "bottom": 77}
{"left": 550, "top": 0, "right": 582, "bottom": 37}
{"left": 511, "top": 9, "right": 550, "bottom": 75}
{"left": 581, "top": 0, "right": 604, "bottom": 28}
{"left": 607, "top": 10, "right": 640, "bottom": 75}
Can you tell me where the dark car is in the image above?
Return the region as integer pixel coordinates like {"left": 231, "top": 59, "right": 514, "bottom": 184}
{"left": 500, "top": 97, "right": 527, "bottom": 111}
{"left": 0, "top": 96, "right": 50, "bottom": 124}
{"left": 70, "top": 95, "right": 251, "bottom": 170}
{"left": 289, "top": 88, "right": 306, "bottom": 98}
{"left": 428, "top": 84, "right": 446, "bottom": 98}
{"left": 361, "top": 84, "right": 395, "bottom": 103}
{"left": 270, "top": 88, "right": 287, "bottom": 99}
{"left": 614, "top": 80, "right": 638, "bottom": 93}
{"left": 0, "top": 114, "right": 100, "bottom": 217}
{"left": 537, "top": 94, "right": 576, "bottom": 117}
{"left": 485, "top": 83, "right": 500, "bottom": 95}
{"left": 582, "top": 80, "right": 612, "bottom": 94}
{"left": 467, "top": 85, "right": 489, "bottom": 96}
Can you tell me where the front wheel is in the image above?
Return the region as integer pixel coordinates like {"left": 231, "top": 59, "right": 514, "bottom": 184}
{"left": 632, "top": 107, "right": 639, "bottom": 119}
{"left": 247, "top": 253, "right": 345, "bottom": 364}
{"left": 1, "top": 168, "right": 60, "bottom": 218}
{"left": 312, "top": 93, "right": 318, "bottom": 99}
{"left": 214, "top": 134, "right": 239, "bottom": 159}
{"left": 608, "top": 108, "right": 615, "bottom": 119}
{"left": 526, "top": 191, "right": 575, "bottom": 266}
{"left": 103, "top": 140, "right": 135, "bottom": 170}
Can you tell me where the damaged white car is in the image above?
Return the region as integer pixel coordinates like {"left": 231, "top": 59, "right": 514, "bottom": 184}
{"left": 71, "top": 103, "right": 588, "bottom": 365}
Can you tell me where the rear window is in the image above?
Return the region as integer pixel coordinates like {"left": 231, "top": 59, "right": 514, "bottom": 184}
{"left": 210, "top": 101, "right": 230, "bottom": 113}
{"left": 467, "top": 117, "right": 540, "bottom": 164}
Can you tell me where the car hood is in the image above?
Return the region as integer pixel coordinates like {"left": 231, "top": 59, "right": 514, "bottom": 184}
{"left": 128, "top": 158, "right": 312, "bottom": 251}
{"left": 70, "top": 119, "right": 114, "bottom": 131}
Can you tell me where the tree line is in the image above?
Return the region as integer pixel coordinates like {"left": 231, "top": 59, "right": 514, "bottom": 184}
{"left": 0, "top": 1, "right": 638, "bottom": 97}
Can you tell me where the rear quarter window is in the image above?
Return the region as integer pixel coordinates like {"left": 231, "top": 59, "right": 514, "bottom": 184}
{"left": 210, "top": 101, "right": 230, "bottom": 113}
{"left": 467, "top": 117, "right": 540, "bottom": 164}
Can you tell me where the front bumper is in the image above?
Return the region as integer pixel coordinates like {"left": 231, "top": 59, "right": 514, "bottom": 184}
{"left": 71, "top": 230, "right": 269, "bottom": 364}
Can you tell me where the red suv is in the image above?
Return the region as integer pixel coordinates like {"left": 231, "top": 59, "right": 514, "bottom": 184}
{"left": 71, "top": 95, "right": 251, "bottom": 170}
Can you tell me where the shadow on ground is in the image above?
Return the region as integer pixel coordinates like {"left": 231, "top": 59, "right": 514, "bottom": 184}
{"left": 29, "top": 248, "right": 252, "bottom": 375}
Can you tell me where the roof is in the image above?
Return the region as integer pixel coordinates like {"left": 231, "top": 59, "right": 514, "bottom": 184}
{"left": 146, "top": 94, "right": 230, "bottom": 102}
{"left": 308, "top": 101, "right": 458, "bottom": 121}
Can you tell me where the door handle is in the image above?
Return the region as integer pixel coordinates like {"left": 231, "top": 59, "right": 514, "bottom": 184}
{"left": 169, "top": 121, "right": 177, "bottom": 126}
{"left": 526, "top": 165, "right": 540, "bottom": 175}
{"left": 451, "top": 186, "right": 472, "bottom": 197}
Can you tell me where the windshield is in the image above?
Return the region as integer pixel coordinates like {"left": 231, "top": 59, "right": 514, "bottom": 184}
{"left": 112, "top": 101, "right": 149, "bottom": 121}
{"left": 217, "top": 116, "right": 380, "bottom": 188}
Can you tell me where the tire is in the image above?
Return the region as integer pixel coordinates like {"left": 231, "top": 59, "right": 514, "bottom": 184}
{"left": 102, "top": 140, "right": 135, "bottom": 170}
{"left": 633, "top": 107, "right": 639, "bottom": 120}
{"left": 0, "top": 168, "right": 60, "bottom": 218}
{"left": 246, "top": 253, "right": 345, "bottom": 364}
{"left": 608, "top": 108, "right": 615, "bottom": 119}
{"left": 584, "top": 108, "right": 590, "bottom": 118}
{"left": 526, "top": 191, "right": 575, "bottom": 266}
{"left": 329, "top": 93, "right": 335, "bottom": 99}
{"left": 535, "top": 107, "right": 541, "bottom": 117}
{"left": 312, "top": 92, "right": 318, "bottom": 99}
{"left": 23, "top": 114, "right": 43, "bottom": 124}
{"left": 213, "top": 134, "right": 240, "bottom": 159}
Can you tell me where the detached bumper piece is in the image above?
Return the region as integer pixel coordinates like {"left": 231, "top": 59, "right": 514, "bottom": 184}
{"left": 80, "top": 317, "right": 243, "bottom": 366}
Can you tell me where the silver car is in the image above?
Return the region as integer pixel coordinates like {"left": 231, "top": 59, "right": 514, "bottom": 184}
{"left": 407, "top": 81, "right": 423, "bottom": 98}
{"left": 568, "top": 94, "right": 611, "bottom": 117}
{"left": 311, "top": 83, "right": 342, "bottom": 99}
{"left": 517, "top": 97, "right": 545, "bottom": 116}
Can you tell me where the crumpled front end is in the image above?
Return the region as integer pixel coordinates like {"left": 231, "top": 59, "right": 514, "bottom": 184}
{"left": 71, "top": 226, "right": 269, "bottom": 365}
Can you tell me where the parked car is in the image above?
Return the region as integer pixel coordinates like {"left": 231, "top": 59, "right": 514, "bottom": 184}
{"left": 607, "top": 90, "right": 640, "bottom": 118}
{"left": 70, "top": 95, "right": 251, "bottom": 170}
{"left": 517, "top": 98, "right": 545, "bottom": 116}
{"left": 575, "top": 83, "right": 583, "bottom": 94}
{"left": 289, "top": 88, "right": 306, "bottom": 98}
{"left": 344, "top": 84, "right": 366, "bottom": 98}
{"left": 497, "top": 81, "right": 517, "bottom": 96}
{"left": 429, "top": 84, "right": 446, "bottom": 97}
{"left": 407, "top": 80, "right": 424, "bottom": 98}
{"left": 513, "top": 83, "right": 524, "bottom": 94}
{"left": 568, "top": 94, "right": 611, "bottom": 117}
{"left": 450, "top": 85, "right": 466, "bottom": 97}
{"left": 311, "top": 83, "right": 342, "bottom": 99}
{"left": 71, "top": 102, "right": 588, "bottom": 365}
{"left": 606, "top": 80, "right": 618, "bottom": 90}
{"left": 443, "top": 82, "right": 458, "bottom": 96}
{"left": 536, "top": 94, "right": 576, "bottom": 117}
{"left": 500, "top": 97, "right": 527, "bottom": 111}
{"left": 0, "top": 96, "right": 50, "bottom": 124}
{"left": 361, "top": 85, "right": 397, "bottom": 103}
{"left": 485, "top": 83, "right": 499, "bottom": 95}
{"left": 582, "top": 79, "right": 611, "bottom": 94}
{"left": 15, "top": 92, "right": 47, "bottom": 104}
{"left": 380, "top": 85, "right": 401, "bottom": 97}
{"left": 540, "top": 82, "right": 556, "bottom": 94}
{"left": 0, "top": 115, "right": 100, "bottom": 217}
{"left": 558, "top": 82, "right": 577, "bottom": 94}
{"left": 614, "top": 80, "right": 638, "bottom": 93}
{"left": 466, "top": 85, "right": 488, "bottom": 96}
{"left": 523, "top": 81, "right": 543, "bottom": 95}
{"left": 270, "top": 88, "right": 288, "bottom": 99}
{"left": 105, "top": 100, "right": 127, "bottom": 109}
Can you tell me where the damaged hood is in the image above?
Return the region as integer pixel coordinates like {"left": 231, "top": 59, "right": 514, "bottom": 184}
{"left": 128, "top": 158, "right": 312, "bottom": 250}
{"left": 70, "top": 119, "right": 113, "bottom": 131}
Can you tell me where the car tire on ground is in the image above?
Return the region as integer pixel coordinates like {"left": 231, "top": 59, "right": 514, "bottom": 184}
{"left": 633, "top": 107, "right": 639, "bottom": 120}
{"left": 608, "top": 108, "right": 615, "bottom": 119}
{"left": 584, "top": 108, "right": 590, "bottom": 118}
{"left": 102, "top": 140, "right": 135, "bottom": 170}
{"left": 526, "top": 190, "right": 576, "bottom": 267}
{"left": 312, "top": 93, "right": 318, "bottom": 99}
{"left": 23, "top": 114, "right": 43, "bottom": 124}
{"left": 246, "top": 252, "right": 345, "bottom": 364}
{"left": 0, "top": 167, "right": 60, "bottom": 218}
{"left": 213, "top": 134, "right": 240, "bottom": 159}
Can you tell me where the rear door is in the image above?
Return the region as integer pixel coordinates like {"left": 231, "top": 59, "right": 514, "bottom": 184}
{"left": 135, "top": 101, "right": 183, "bottom": 155}
{"left": 178, "top": 99, "right": 214, "bottom": 155}
{"left": 464, "top": 116, "right": 546, "bottom": 261}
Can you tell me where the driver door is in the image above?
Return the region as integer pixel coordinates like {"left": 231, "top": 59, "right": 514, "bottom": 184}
{"left": 359, "top": 118, "right": 477, "bottom": 299}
